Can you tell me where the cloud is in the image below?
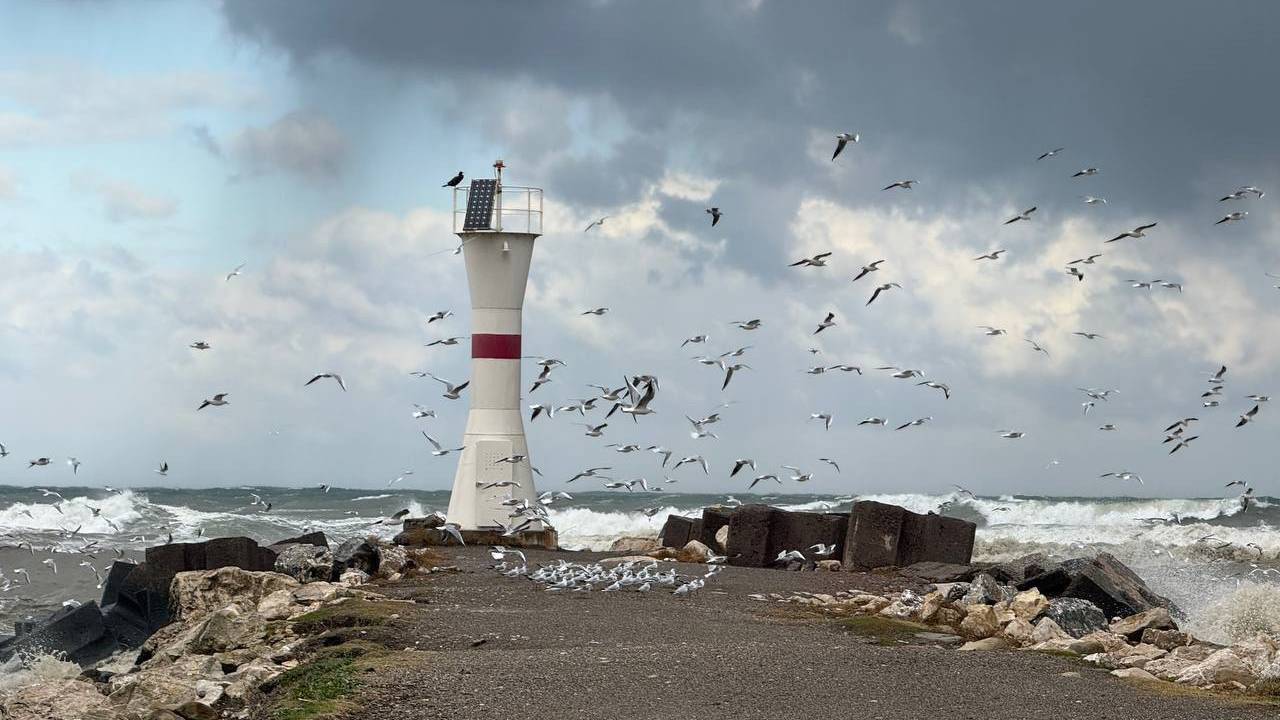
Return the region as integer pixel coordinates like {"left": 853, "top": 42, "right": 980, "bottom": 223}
{"left": 0, "top": 62, "right": 258, "bottom": 146}
{"left": 230, "top": 111, "right": 347, "bottom": 179}
{"left": 0, "top": 166, "right": 14, "bottom": 199}
{"left": 187, "top": 124, "right": 222, "bottom": 158}
{"left": 71, "top": 172, "right": 179, "bottom": 222}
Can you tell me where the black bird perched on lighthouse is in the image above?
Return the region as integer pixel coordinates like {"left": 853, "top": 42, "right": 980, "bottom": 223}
{"left": 443, "top": 171, "right": 464, "bottom": 188}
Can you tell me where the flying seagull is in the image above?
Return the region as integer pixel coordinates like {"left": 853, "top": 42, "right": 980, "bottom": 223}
{"left": 1069, "top": 254, "right": 1103, "bottom": 265}
{"left": 198, "top": 393, "right": 229, "bottom": 410}
{"left": 67, "top": 457, "right": 81, "bottom": 475}
{"left": 814, "top": 312, "right": 836, "bottom": 334}
{"left": 730, "top": 459, "right": 756, "bottom": 477}
{"left": 1215, "top": 211, "right": 1248, "bottom": 225}
{"left": 1081, "top": 195, "right": 1108, "bottom": 205}
{"left": 852, "top": 260, "right": 885, "bottom": 282}
{"left": 426, "top": 310, "right": 453, "bottom": 323}
{"left": 810, "top": 412, "right": 833, "bottom": 430}
{"left": 581, "top": 307, "right": 609, "bottom": 316}
{"left": 155, "top": 462, "right": 168, "bottom": 477}
{"left": 1003, "top": 207, "right": 1037, "bottom": 224}
{"left": 866, "top": 282, "right": 902, "bottom": 306}
{"left": 422, "top": 432, "right": 464, "bottom": 457}
{"left": 974, "top": 250, "right": 1006, "bottom": 261}
{"left": 305, "top": 373, "right": 347, "bottom": 391}
{"left": 1072, "top": 168, "right": 1098, "bottom": 178}
{"left": 790, "top": 252, "right": 832, "bottom": 268}
{"left": 882, "top": 180, "right": 918, "bottom": 191}
{"left": 225, "top": 262, "right": 245, "bottom": 282}
{"left": 1073, "top": 331, "right": 1104, "bottom": 340}
{"left": 427, "top": 374, "right": 470, "bottom": 400}
{"left": 832, "top": 132, "right": 858, "bottom": 161}
{"left": 706, "top": 207, "right": 723, "bottom": 226}
{"left": 1024, "top": 338, "right": 1050, "bottom": 357}
{"left": 1106, "top": 223, "right": 1157, "bottom": 243}
{"left": 1067, "top": 266, "right": 1085, "bottom": 282}
{"left": 189, "top": 341, "right": 211, "bottom": 350}
{"left": 583, "top": 216, "right": 608, "bottom": 232}
{"left": 1236, "top": 405, "right": 1261, "bottom": 428}
{"left": 1037, "top": 147, "right": 1064, "bottom": 161}
{"left": 443, "top": 171, "right": 464, "bottom": 188}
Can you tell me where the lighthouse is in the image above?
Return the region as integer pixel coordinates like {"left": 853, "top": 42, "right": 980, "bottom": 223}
{"left": 444, "top": 162, "right": 555, "bottom": 547}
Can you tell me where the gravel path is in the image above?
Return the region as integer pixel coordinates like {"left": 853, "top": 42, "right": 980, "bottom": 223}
{"left": 346, "top": 547, "right": 1275, "bottom": 720}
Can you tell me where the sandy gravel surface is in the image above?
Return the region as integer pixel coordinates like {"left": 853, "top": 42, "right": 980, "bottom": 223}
{"left": 347, "top": 547, "right": 1276, "bottom": 720}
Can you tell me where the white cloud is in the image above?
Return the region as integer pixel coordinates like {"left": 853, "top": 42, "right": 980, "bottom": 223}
{"left": 71, "top": 172, "right": 179, "bottom": 222}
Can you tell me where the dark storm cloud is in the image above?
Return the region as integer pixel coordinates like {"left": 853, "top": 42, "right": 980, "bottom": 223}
{"left": 221, "top": 0, "right": 1280, "bottom": 277}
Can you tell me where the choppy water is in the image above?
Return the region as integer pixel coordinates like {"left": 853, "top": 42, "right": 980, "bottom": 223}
{"left": 1, "top": 485, "right": 1277, "bottom": 644}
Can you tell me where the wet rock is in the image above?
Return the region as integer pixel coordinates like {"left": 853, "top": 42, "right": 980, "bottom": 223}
{"left": 1141, "top": 628, "right": 1192, "bottom": 650}
{"left": 393, "top": 515, "right": 446, "bottom": 546}
{"left": 984, "top": 553, "right": 1053, "bottom": 584}
{"left": 374, "top": 544, "right": 409, "bottom": 577}
{"left": 608, "top": 536, "right": 660, "bottom": 554}
{"left": 960, "top": 573, "right": 1003, "bottom": 605}
{"left": 1111, "top": 667, "right": 1158, "bottom": 681}
{"left": 900, "top": 561, "right": 977, "bottom": 584}
{"left": 676, "top": 540, "right": 713, "bottom": 563}
{"left": 844, "top": 501, "right": 975, "bottom": 569}
{"left": 338, "top": 568, "right": 370, "bottom": 586}
{"left": 1, "top": 600, "right": 115, "bottom": 666}
{"left": 1110, "top": 607, "right": 1176, "bottom": 640}
{"left": 332, "top": 537, "right": 380, "bottom": 579}
{"left": 273, "top": 543, "right": 333, "bottom": 584}
{"left": 1017, "top": 552, "right": 1176, "bottom": 620}
{"left": 269, "top": 531, "right": 328, "bottom": 549}
{"left": 1039, "top": 597, "right": 1108, "bottom": 639}
{"left": 960, "top": 604, "right": 999, "bottom": 639}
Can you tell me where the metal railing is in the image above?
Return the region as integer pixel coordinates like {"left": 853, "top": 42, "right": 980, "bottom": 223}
{"left": 453, "top": 184, "right": 543, "bottom": 235}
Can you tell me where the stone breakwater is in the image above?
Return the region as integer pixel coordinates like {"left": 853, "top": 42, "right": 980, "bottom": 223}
{"left": 756, "top": 569, "right": 1280, "bottom": 695}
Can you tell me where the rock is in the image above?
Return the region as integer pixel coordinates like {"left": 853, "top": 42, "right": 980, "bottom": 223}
{"left": 172, "top": 699, "right": 219, "bottom": 720}
{"left": 1175, "top": 648, "right": 1259, "bottom": 687}
{"left": 676, "top": 540, "right": 714, "bottom": 563}
{"left": 1144, "top": 656, "right": 1197, "bottom": 681}
{"left": 659, "top": 515, "right": 702, "bottom": 549}
{"left": 0, "top": 677, "right": 121, "bottom": 720}
{"left": 273, "top": 543, "right": 333, "bottom": 583}
{"left": 338, "top": 568, "right": 370, "bottom": 586}
{"left": 374, "top": 544, "right": 409, "bottom": 576}
{"left": 1111, "top": 667, "right": 1158, "bottom": 681}
{"left": 984, "top": 553, "right": 1053, "bottom": 584}
{"left": 270, "top": 531, "right": 328, "bottom": 549}
{"left": 1118, "top": 643, "right": 1167, "bottom": 668}
{"left": 934, "top": 606, "right": 965, "bottom": 630}
{"left": 726, "top": 504, "right": 846, "bottom": 569}
{"left": 844, "top": 500, "right": 975, "bottom": 569}
{"left": 1028, "top": 638, "right": 1078, "bottom": 654}
{"left": 815, "top": 559, "right": 842, "bottom": 572}
{"left": 1031, "top": 617, "right": 1072, "bottom": 644}
{"left": 1039, "top": 597, "right": 1108, "bottom": 639}
{"left": 900, "top": 561, "right": 977, "bottom": 583}
{"left": 392, "top": 515, "right": 446, "bottom": 546}
{"left": 186, "top": 606, "right": 266, "bottom": 655}
{"left": 1072, "top": 631, "right": 1128, "bottom": 654}
{"left": 1141, "top": 628, "right": 1193, "bottom": 650}
{"left": 1170, "top": 643, "right": 1218, "bottom": 662}
{"left": 608, "top": 536, "right": 660, "bottom": 554}
{"left": 292, "top": 581, "right": 341, "bottom": 604}
{"left": 1009, "top": 588, "right": 1049, "bottom": 621}
{"left": 0, "top": 600, "right": 115, "bottom": 667}
{"left": 959, "top": 604, "right": 999, "bottom": 639}
{"left": 1001, "top": 618, "right": 1035, "bottom": 646}
{"left": 918, "top": 592, "right": 944, "bottom": 623}
{"left": 958, "top": 637, "right": 1009, "bottom": 651}
{"left": 1017, "top": 552, "right": 1176, "bottom": 620}
{"left": 170, "top": 568, "right": 299, "bottom": 622}
{"left": 253, "top": 589, "right": 298, "bottom": 621}
{"left": 108, "top": 655, "right": 222, "bottom": 718}
{"left": 878, "top": 591, "right": 923, "bottom": 620}
{"left": 960, "top": 573, "right": 1002, "bottom": 605}
{"left": 933, "top": 582, "right": 971, "bottom": 602}
{"left": 332, "top": 537, "right": 380, "bottom": 578}
{"left": 714, "top": 525, "right": 730, "bottom": 552}
{"left": 1109, "top": 607, "right": 1176, "bottom": 639}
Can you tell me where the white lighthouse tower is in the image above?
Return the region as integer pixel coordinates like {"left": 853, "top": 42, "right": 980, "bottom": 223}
{"left": 444, "top": 162, "right": 555, "bottom": 547}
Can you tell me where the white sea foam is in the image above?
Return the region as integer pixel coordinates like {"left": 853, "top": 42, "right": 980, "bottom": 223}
{"left": 351, "top": 494, "right": 394, "bottom": 501}
{"left": 549, "top": 505, "right": 703, "bottom": 550}
{"left": 0, "top": 490, "right": 145, "bottom": 535}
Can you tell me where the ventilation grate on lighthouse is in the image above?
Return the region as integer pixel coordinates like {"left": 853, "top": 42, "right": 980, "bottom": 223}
{"left": 462, "top": 179, "right": 497, "bottom": 231}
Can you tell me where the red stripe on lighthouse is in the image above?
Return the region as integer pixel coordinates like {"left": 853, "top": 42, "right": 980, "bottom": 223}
{"left": 471, "top": 334, "right": 522, "bottom": 359}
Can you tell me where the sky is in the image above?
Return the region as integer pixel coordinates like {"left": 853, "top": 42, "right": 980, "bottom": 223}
{"left": 1, "top": 0, "right": 1278, "bottom": 497}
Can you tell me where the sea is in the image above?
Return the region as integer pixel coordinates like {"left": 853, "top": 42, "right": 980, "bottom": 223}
{"left": 2, "top": 485, "right": 1279, "bottom": 646}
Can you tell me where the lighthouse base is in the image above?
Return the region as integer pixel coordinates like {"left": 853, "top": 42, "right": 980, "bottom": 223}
{"left": 401, "top": 528, "right": 559, "bottom": 551}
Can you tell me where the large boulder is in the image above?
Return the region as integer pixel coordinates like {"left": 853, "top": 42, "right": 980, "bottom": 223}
{"left": 725, "top": 504, "right": 846, "bottom": 568}
{"left": 374, "top": 543, "right": 410, "bottom": 577}
{"left": 984, "top": 553, "right": 1053, "bottom": 584}
{"left": 676, "top": 540, "right": 713, "bottom": 563}
{"left": 331, "top": 537, "right": 379, "bottom": 578}
{"left": 0, "top": 677, "right": 121, "bottom": 720}
{"left": 959, "top": 605, "right": 1000, "bottom": 639}
{"left": 960, "top": 573, "right": 1003, "bottom": 605}
{"left": 1016, "top": 552, "right": 1176, "bottom": 619}
{"left": 900, "top": 561, "right": 977, "bottom": 583}
{"left": 1040, "top": 597, "right": 1108, "bottom": 639}
{"left": 169, "top": 568, "right": 299, "bottom": 622}
{"left": 0, "top": 601, "right": 116, "bottom": 667}
{"left": 844, "top": 501, "right": 975, "bottom": 569}
{"left": 609, "top": 536, "right": 660, "bottom": 554}
{"left": 1110, "top": 607, "right": 1176, "bottom": 640}
{"left": 659, "top": 514, "right": 702, "bottom": 549}
{"left": 273, "top": 544, "right": 333, "bottom": 584}
{"left": 269, "top": 531, "right": 328, "bottom": 549}
{"left": 393, "top": 515, "right": 446, "bottom": 546}
{"left": 1175, "top": 648, "right": 1260, "bottom": 687}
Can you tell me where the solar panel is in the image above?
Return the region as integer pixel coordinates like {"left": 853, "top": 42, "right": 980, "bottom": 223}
{"left": 463, "top": 179, "right": 497, "bottom": 231}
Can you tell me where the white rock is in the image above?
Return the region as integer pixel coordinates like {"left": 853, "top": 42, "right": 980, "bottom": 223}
{"left": 1175, "top": 648, "right": 1260, "bottom": 687}
{"left": 1111, "top": 667, "right": 1158, "bottom": 681}
{"left": 256, "top": 589, "right": 300, "bottom": 621}
{"left": 1031, "top": 617, "right": 1071, "bottom": 644}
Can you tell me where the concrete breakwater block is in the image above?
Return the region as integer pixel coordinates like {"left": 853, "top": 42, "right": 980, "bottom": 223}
{"left": 843, "top": 500, "right": 975, "bottom": 569}
{"left": 659, "top": 514, "right": 702, "bottom": 549}
{"left": 698, "top": 507, "right": 735, "bottom": 548}
{"left": 725, "top": 504, "right": 847, "bottom": 568}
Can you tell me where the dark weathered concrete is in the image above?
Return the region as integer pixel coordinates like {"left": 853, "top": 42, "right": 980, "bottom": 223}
{"left": 844, "top": 501, "right": 975, "bottom": 568}
{"left": 659, "top": 514, "right": 701, "bottom": 548}
{"left": 725, "top": 504, "right": 845, "bottom": 567}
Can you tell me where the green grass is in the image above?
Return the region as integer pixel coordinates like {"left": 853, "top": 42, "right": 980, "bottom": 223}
{"left": 290, "top": 600, "right": 401, "bottom": 636}
{"left": 841, "top": 616, "right": 935, "bottom": 646}
{"left": 267, "top": 657, "right": 359, "bottom": 720}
